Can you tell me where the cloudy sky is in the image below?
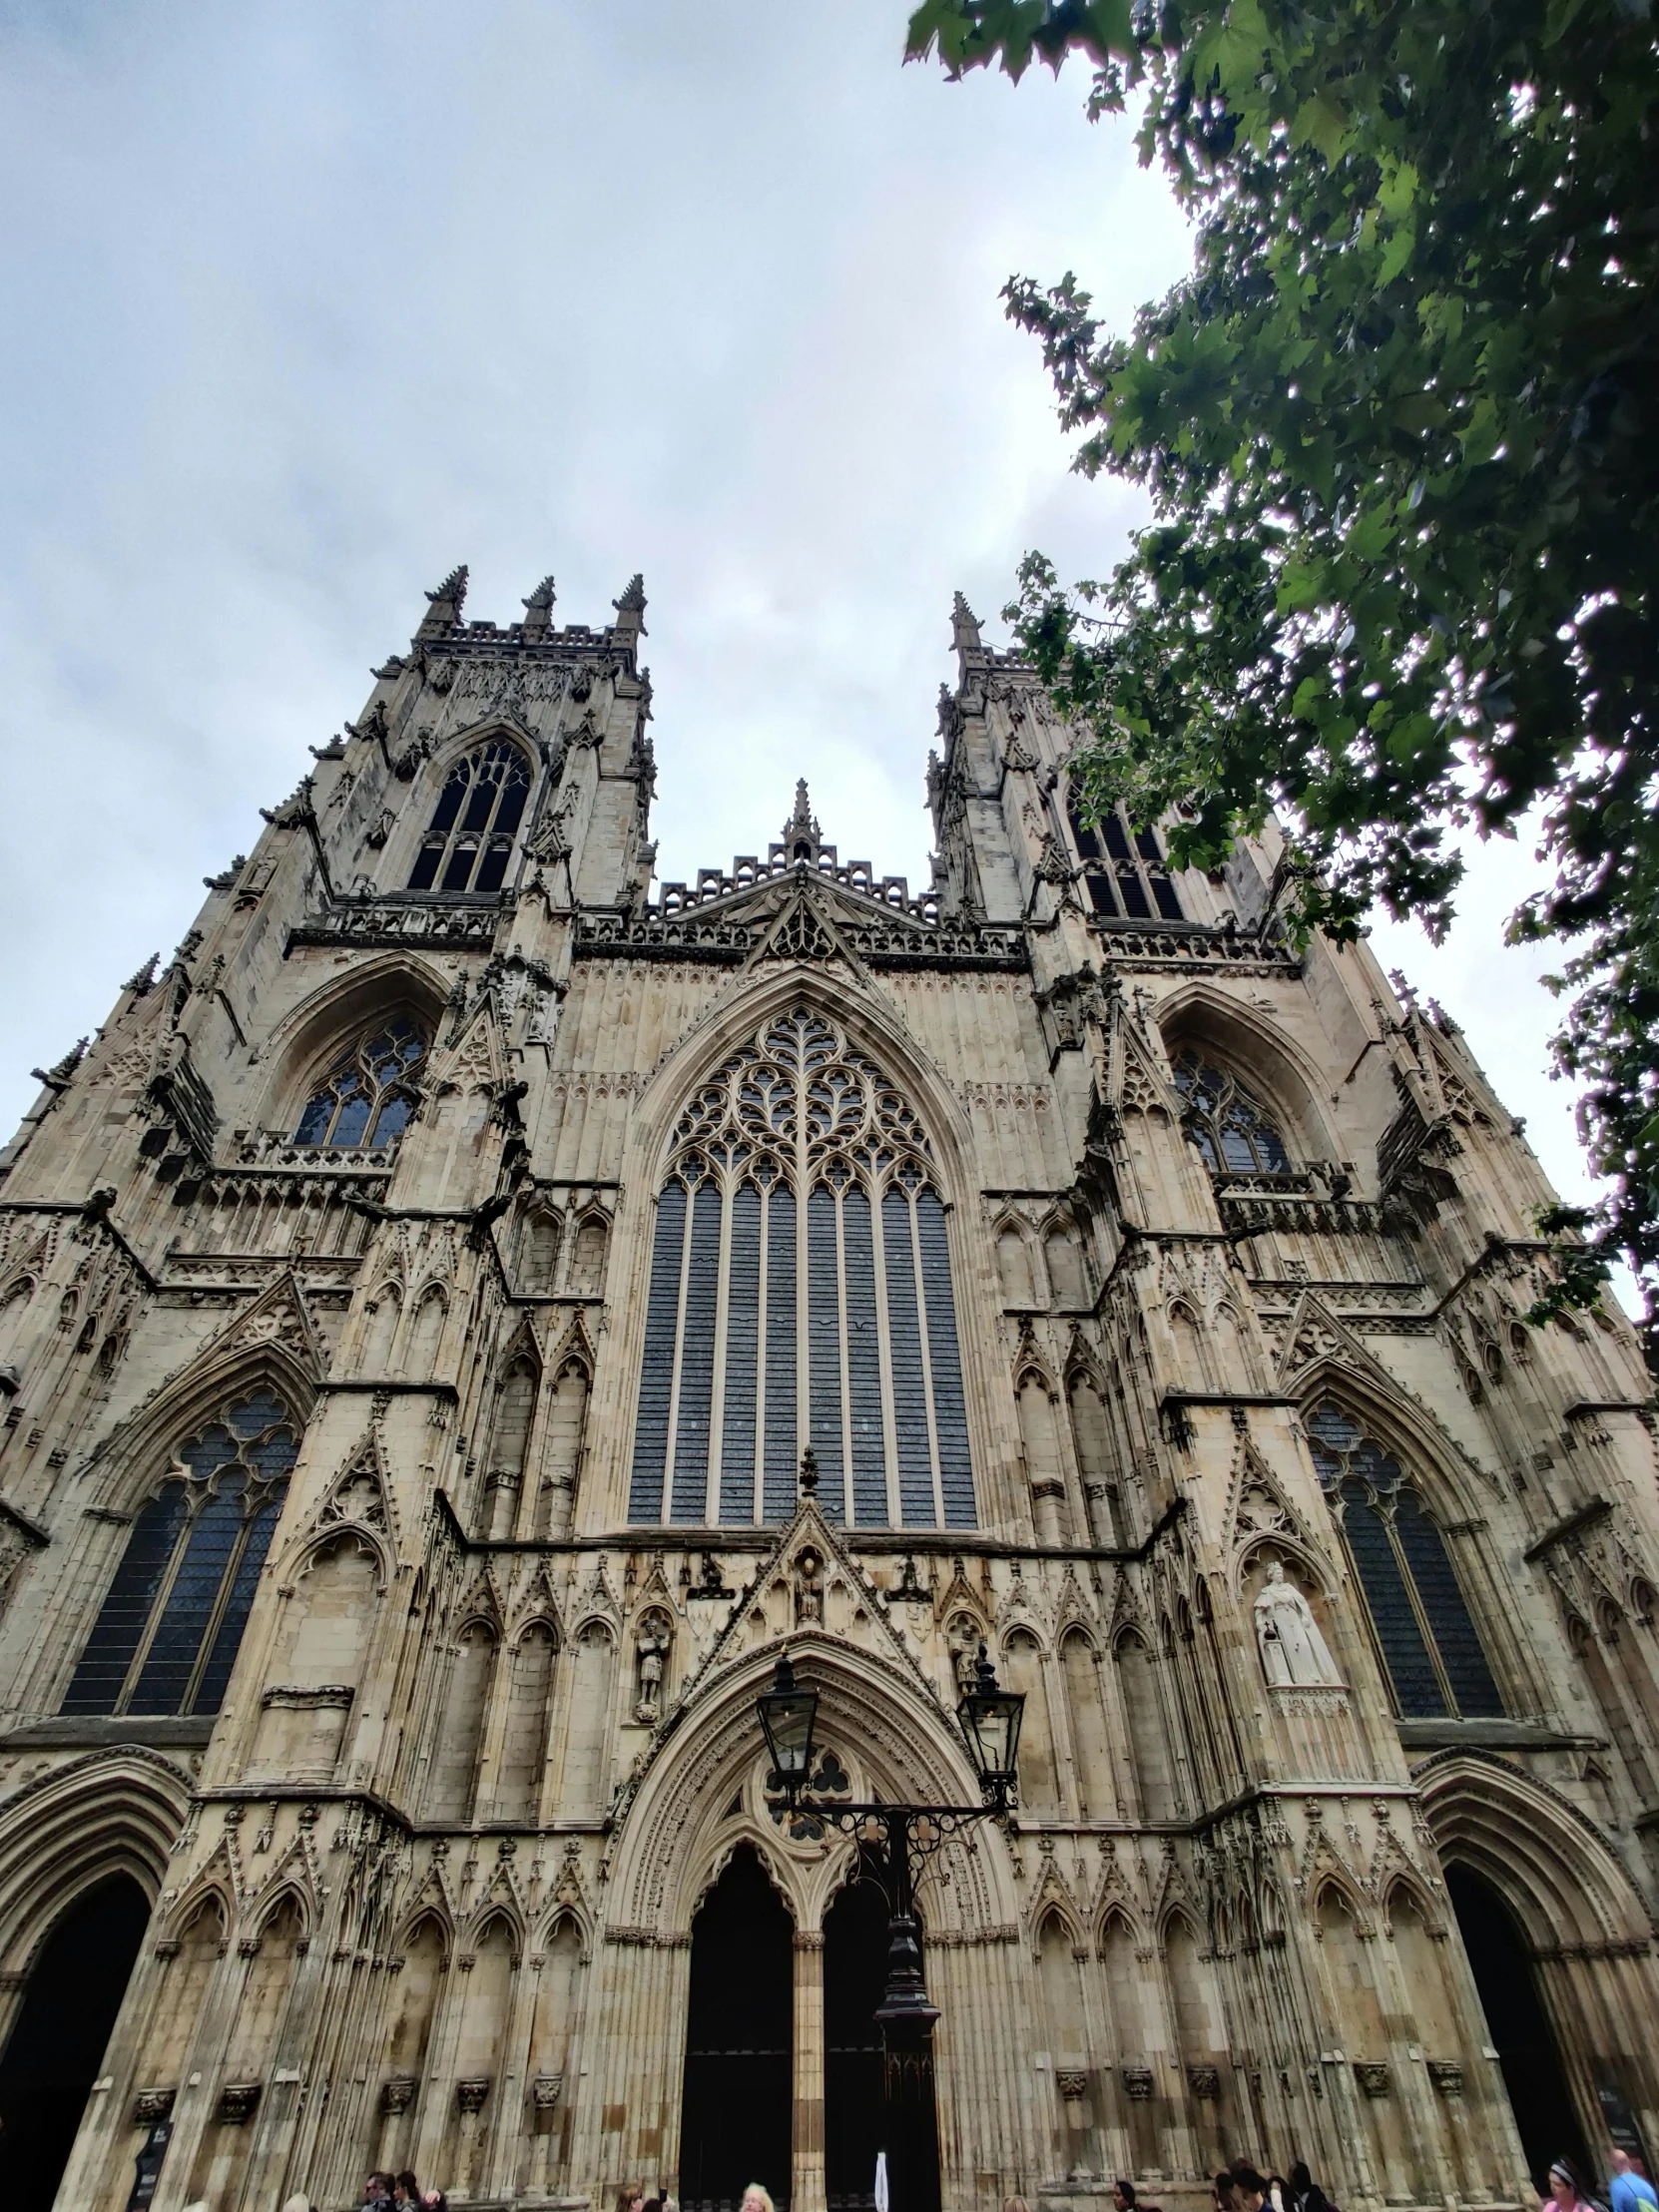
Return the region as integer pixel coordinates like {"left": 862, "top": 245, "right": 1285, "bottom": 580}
{"left": 0, "top": 0, "right": 1612, "bottom": 1267}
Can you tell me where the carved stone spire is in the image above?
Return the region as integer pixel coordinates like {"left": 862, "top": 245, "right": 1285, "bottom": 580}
{"left": 611, "top": 573, "right": 648, "bottom": 643}
{"left": 521, "top": 574, "right": 556, "bottom": 641}
{"left": 783, "top": 779, "right": 822, "bottom": 862}
{"left": 951, "top": 590, "right": 982, "bottom": 656}
{"left": 417, "top": 563, "right": 468, "bottom": 640}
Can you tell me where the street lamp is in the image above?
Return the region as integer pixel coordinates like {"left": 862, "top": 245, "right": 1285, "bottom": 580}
{"left": 753, "top": 1641, "right": 1023, "bottom": 2090}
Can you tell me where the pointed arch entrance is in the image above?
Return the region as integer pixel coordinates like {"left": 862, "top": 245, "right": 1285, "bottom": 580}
{"left": 1445, "top": 1865, "right": 1588, "bottom": 2192}
{"left": 681, "top": 1846, "right": 795, "bottom": 2212}
{"left": 0, "top": 1872, "right": 151, "bottom": 2211}
{"left": 824, "top": 1852, "right": 942, "bottom": 2212}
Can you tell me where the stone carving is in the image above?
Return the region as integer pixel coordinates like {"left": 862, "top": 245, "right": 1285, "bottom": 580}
{"left": 1056, "top": 2068, "right": 1089, "bottom": 2101}
{"left": 1427, "top": 2060, "right": 1464, "bottom": 2096}
{"left": 532, "top": 2072, "right": 564, "bottom": 2110}
{"left": 132, "top": 2087, "right": 175, "bottom": 2123}
{"left": 1121, "top": 2065, "right": 1154, "bottom": 2099}
{"left": 456, "top": 2077, "right": 491, "bottom": 2114}
{"left": 634, "top": 1609, "right": 672, "bottom": 1725}
{"left": 1354, "top": 2062, "right": 1390, "bottom": 2097}
{"left": 1187, "top": 2064, "right": 1222, "bottom": 2099}
{"left": 1255, "top": 1562, "right": 1342, "bottom": 1687}
{"left": 216, "top": 2081, "right": 263, "bottom": 2123}
{"left": 380, "top": 2075, "right": 418, "bottom": 2114}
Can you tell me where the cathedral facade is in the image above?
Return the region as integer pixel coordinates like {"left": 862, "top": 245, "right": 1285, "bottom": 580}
{"left": 0, "top": 569, "right": 1656, "bottom": 2212}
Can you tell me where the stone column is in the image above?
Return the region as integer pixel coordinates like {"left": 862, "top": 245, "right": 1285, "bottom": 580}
{"left": 793, "top": 1928, "right": 828, "bottom": 2212}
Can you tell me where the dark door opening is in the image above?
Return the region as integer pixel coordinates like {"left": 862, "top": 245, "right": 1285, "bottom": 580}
{"left": 680, "top": 1846, "right": 794, "bottom": 2212}
{"left": 1446, "top": 1863, "right": 1589, "bottom": 2193}
{"left": 824, "top": 1851, "right": 940, "bottom": 2212}
{"left": 0, "top": 1872, "right": 151, "bottom": 2212}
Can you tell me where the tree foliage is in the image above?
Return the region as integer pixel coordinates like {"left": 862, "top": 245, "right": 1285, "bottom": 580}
{"left": 905, "top": 0, "right": 1659, "bottom": 1346}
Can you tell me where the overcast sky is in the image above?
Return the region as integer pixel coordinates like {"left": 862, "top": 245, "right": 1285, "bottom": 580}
{"left": 0, "top": 0, "right": 1615, "bottom": 1277}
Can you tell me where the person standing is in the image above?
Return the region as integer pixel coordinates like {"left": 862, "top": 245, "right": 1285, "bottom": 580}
{"left": 1544, "top": 2160, "right": 1590, "bottom": 2212}
{"left": 1611, "top": 2150, "right": 1658, "bottom": 2212}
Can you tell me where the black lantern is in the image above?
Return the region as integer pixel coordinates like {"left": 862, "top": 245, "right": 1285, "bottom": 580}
{"left": 757, "top": 1653, "right": 819, "bottom": 1798}
{"left": 955, "top": 1643, "right": 1023, "bottom": 1806}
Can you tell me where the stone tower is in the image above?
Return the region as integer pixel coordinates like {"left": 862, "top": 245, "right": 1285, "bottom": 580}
{"left": 0, "top": 572, "right": 1655, "bottom": 2212}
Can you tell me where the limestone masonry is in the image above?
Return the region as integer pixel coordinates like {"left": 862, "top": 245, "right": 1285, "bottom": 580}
{"left": 0, "top": 569, "right": 1655, "bottom": 2211}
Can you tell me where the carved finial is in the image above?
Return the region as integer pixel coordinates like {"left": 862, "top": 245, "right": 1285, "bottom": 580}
{"left": 799, "top": 1446, "right": 820, "bottom": 1500}
{"left": 613, "top": 573, "right": 647, "bottom": 613}
{"left": 32, "top": 1039, "right": 89, "bottom": 1090}
{"left": 951, "top": 590, "right": 982, "bottom": 655}
{"left": 783, "top": 779, "right": 822, "bottom": 860}
{"left": 123, "top": 953, "right": 160, "bottom": 997}
{"left": 521, "top": 575, "right": 557, "bottom": 641}
{"left": 426, "top": 563, "right": 468, "bottom": 611}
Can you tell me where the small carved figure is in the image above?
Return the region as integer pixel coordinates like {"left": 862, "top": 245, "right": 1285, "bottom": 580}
{"left": 634, "top": 1616, "right": 670, "bottom": 1724}
{"left": 1254, "top": 1560, "right": 1342, "bottom": 1687}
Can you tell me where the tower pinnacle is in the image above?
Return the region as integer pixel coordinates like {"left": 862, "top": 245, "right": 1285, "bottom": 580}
{"left": 783, "top": 779, "right": 822, "bottom": 862}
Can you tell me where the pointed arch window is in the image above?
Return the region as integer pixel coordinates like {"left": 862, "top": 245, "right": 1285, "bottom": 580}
{"left": 1307, "top": 1401, "right": 1502, "bottom": 1719}
{"left": 629, "top": 1005, "right": 976, "bottom": 1530}
{"left": 1170, "top": 1049, "right": 1292, "bottom": 1175}
{"left": 1065, "top": 788, "right": 1183, "bottom": 921}
{"left": 62, "top": 1390, "right": 298, "bottom": 1717}
{"left": 293, "top": 1014, "right": 426, "bottom": 1148}
{"left": 407, "top": 740, "right": 532, "bottom": 894}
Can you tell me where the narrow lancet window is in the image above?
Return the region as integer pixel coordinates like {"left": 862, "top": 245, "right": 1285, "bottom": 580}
{"left": 628, "top": 1006, "right": 976, "bottom": 1530}
{"left": 1066, "top": 788, "right": 1184, "bottom": 920}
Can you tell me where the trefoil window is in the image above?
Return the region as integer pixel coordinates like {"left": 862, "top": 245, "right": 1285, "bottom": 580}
{"left": 294, "top": 1015, "right": 426, "bottom": 1148}
{"left": 408, "top": 740, "right": 531, "bottom": 894}
{"left": 1066, "top": 790, "right": 1183, "bottom": 921}
{"left": 63, "top": 1390, "right": 298, "bottom": 1717}
{"left": 629, "top": 1006, "right": 976, "bottom": 1531}
{"left": 1171, "top": 1050, "right": 1292, "bottom": 1174}
{"left": 1308, "top": 1401, "right": 1502, "bottom": 1719}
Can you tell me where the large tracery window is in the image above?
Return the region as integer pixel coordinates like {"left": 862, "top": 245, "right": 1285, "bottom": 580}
{"left": 1308, "top": 1401, "right": 1503, "bottom": 1719}
{"left": 407, "top": 740, "right": 531, "bottom": 894}
{"left": 1066, "top": 789, "right": 1184, "bottom": 921}
{"left": 293, "top": 1015, "right": 426, "bottom": 1148}
{"left": 63, "top": 1390, "right": 298, "bottom": 1717}
{"left": 1171, "top": 1049, "right": 1292, "bottom": 1175}
{"left": 629, "top": 1007, "right": 976, "bottom": 1529}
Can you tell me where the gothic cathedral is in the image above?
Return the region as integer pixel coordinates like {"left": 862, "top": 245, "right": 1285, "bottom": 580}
{"left": 0, "top": 569, "right": 1655, "bottom": 2212}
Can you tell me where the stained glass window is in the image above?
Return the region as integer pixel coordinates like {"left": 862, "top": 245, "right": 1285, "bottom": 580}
{"left": 63, "top": 1391, "right": 298, "bottom": 1717}
{"left": 1065, "top": 790, "right": 1184, "bottom": 921}
{"left": 1307, "top": 1400, "right": 1503, "bottom": 1718}
{"left": 1171, "top": 1049, "right": 1293, "bottom": 1175}
{"left": 407, "top": 740, "right": 531, "bottom": 894}
{"left": 629, "top": 1006, "right": 976, "bottom": 1530}
{"left": 294, "top": 1014, "right": 426, "bottom": 1149}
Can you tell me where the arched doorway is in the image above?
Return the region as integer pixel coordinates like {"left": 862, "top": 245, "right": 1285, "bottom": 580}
{"left": 0, "top": 1872, "right": 152, "bottom": 2212}
{"left": 680, "top": 1846, "right": 794, "bottom": 2212}
{"left": 824, "top": 1849, "right": 940, "bottom": 2212}
{"left": 1446, "top": 1864, "right": 1588, "bottom": 2192}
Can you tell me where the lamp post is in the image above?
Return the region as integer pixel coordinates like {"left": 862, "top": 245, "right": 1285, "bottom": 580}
{"left": 756, "top": 1644, "right": 1024, "bottom": 2196}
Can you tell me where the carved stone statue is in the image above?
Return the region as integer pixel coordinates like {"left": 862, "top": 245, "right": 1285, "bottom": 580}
{"left": 634, "top": 1617, "right": 670, "bottom": 1725}
{"left": 1254, "top": 1561, "right": 1342, "bottom": 1687}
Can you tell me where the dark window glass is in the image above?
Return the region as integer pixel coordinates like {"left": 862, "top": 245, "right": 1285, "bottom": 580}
{"left": 628, "top": 1182, "right": 689, "bottom": 1520}
{"left": 1170, "top": 1050, "right": 1292, "bottom": 1175}
{"left": 62, "top": 1398, "right": 297, "bottom": 1718}
{"left": 1065, "top": 789, "right": 1184, "bottom": 922}
{"left": 405, "top": 741, "right": 531, "bottom": 895}
{"left": 635, "top": 1006, "right": 976, "bottom": 1531}
{"left": 293, "top": 1015, "right": 426, "bottom": 1151}
{"left": 1309, "top": 1399, "right": 1503, "bottom": 1721}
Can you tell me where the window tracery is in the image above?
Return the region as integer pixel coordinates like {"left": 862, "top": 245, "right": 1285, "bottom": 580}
{"left": 293, "top": 1015, "right": 426, "bottom": 1148}
{"left": 407, "top": 740, "right": 532, "bottom": 895}
{"left": 1170, "top": 1049, "right": 1292, "bottom": 1175}
{"left": 629, "top": 1005, "right": 975, "bottom": 1529}
{"left": 1307, "top": 1401, "right": 1502, "bottom": 1718}
{"left": 1065, "top": 788, "right": 1183, "bottom": 921}
{"left": 63, "top": 1389, "right": 298, "bottom": 1717}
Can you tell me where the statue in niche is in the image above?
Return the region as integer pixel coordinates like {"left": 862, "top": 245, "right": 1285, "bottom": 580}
{"left": 634, "top": 1613, "right": 671, "bottom": 1725}
{"left": 1254, "top": 1560, "right": 1342, "bottom": 1687}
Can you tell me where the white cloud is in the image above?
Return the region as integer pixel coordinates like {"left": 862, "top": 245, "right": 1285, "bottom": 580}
{"left": 0, "top": 0, "right": 1614, "bottom": 1294}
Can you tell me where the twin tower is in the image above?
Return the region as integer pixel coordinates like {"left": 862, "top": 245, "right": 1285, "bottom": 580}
{"left": 0, "top": 566, "right": 1655, "bottom": 2212}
